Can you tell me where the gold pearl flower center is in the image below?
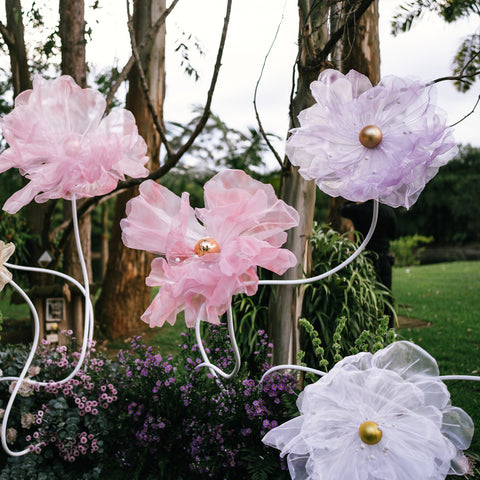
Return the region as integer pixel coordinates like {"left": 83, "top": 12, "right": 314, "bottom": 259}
{"left": 359, "top": 125, "right": 383, "bottom": 148}
{"left": 359, "top": 421, "right": 382, "bottom": 445}
{"left": 194, "top": 237, "right": 220, "bottom": 257}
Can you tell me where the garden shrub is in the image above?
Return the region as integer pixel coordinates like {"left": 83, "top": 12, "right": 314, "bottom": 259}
{"left": 300, "top": 224, "right": 396, "bottom": 371}
{"left": 0, "top": 326, "right": 298, "bottom": 480}
{"left": 390, "top": 234, "right": 434, "bottom": 267}
{"left": 0, "top": 335, "right": 116, "bottom": 480}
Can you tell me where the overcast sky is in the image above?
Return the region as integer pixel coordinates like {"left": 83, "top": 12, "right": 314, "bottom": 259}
{"left": 85, "top": 0, "right": 479, "bottom": 164}
{"left": 1, "top": 1, "right": 478, "bottom": 156}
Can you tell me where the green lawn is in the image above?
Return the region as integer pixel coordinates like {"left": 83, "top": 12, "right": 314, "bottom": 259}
{"left": 393, "top": 261, "right": 480, "bottom": 470}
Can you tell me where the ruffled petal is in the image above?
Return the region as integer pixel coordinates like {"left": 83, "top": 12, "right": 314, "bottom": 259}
{"left": 0, "top": 75, "right": 148, "bottom": 211}
{"left": 263, "top": 342, "right": 473, "bottom": 480}
{"left": 286, "top": 70, "right": 458, "bottom": 209}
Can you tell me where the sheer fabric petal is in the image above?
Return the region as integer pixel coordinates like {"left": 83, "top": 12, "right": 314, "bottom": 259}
{"left": 286, "top": 69, "right": 458, "bottom": 209}
{"left": 0, "top": 241, "right": 15, "bottom": 291}
{"left": 0, "top": 75, "right": 149, "bottom": 213}
{"left": 263, "top": 341, "right": 473, "bottom": 480}
{"left": 121, "top": 169, "right": 299, "bottom": 327}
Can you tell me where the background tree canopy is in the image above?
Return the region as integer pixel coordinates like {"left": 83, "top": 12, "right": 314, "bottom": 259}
{"left": 396, "top": 144, "right": 480, "bottom": 245}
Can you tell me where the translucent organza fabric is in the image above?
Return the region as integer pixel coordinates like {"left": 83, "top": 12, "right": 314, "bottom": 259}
{"left": 263, "top": 341, "right": 473, "bottom": 480}
{"left": 285, "top": 69, "right": 458, "bottom": 209}
{"left": 0, "top": 241, "right": 15, "bottom": 291}
{"left": 0, "top": 75, "right": 149, "bottom": 213}
{"left": 120, "top": 169, "right": 299, "bottom": 327}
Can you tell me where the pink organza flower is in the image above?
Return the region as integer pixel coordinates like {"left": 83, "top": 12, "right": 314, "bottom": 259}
{"left": 0, "top": 75, "right": 149, "bottom": 213}
{"left": 286, "top": 69, "right": 458, "bottom": 209}
{"left": 121, "top": 169, "right": 299, "bottom": 327}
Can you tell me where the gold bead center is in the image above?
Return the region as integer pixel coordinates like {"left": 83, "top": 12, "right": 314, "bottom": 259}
{"left": 194, "top": 237, "right": 220, "bottom": 257}
{"left": 359, "top": 421, "right": 382, "bottom": 445}
{"left": 359, "top": 125, "right": 383, "bottom": 148}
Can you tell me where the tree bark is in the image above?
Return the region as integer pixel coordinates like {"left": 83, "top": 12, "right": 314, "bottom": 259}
{"left": 3, "top": 1, "right": 52, "bottom": 287}
{"left": 59, "top": 0, "right": 91, "bottom": 286}
{"left": 5, "top": 0, "right": 31, "bottom": 97}
{"left": 268, "top": 0, "right": 329, "bottom": 365}
{"left": 327, "top": 0, "right": 381, "bottom": 233}
{"left": 96, "top": 0, "right": 166, "bottom": 340}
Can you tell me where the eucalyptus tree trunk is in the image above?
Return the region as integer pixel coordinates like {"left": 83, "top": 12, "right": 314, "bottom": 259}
{"left": 59, "top": 0, "right": 91, "bottom": 340}
{"left": 2, "top": 1, "right": 50, "bottom": 290}
{"left": 4, "top": 0, "right": 31, "bottom": 97}
{"left": 96, "top": 0, "right": 166, "bottom": 339}
{"left": 326, "top": 0, "right": 380, "bottom": 231}
{"left": 268, "top": 0, "right": 329, "bottom": 366}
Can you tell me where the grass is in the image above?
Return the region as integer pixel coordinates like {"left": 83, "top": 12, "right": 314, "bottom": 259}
{"left": 393, "top": 260, "right": 480, "bottom": 471}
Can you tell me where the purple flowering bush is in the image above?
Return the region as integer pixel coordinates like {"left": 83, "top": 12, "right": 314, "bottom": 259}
{"left": 0, "top": 334, "right": 116, "bottom": 479}
{"left": 0, "top": 325, "right": 298, "bottom": 479}
{"left": 107, "top": 324, "right": 298, "bottom": 479}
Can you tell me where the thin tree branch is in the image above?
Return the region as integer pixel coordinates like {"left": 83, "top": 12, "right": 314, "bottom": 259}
{"left": 106, "top": 0, "right": 181, "bottom": 108}
{"left": 253, "top": 0, "right": 287, "bottom": 169}
{"left": 126, "top": 0, "right": 173, "bottom": 156}
{"left": 0, "top": 20, "right": 15, "bottom": 47}
{"left": 449, "top": 94, "right": 480, "bottom": 128}
{"left": 52, "top": 0, "right": 233, "bottom": 262}
{"left": 432, "top": 70, "right": 480, "bottom": 85}
{"left": 173, "top": 0, "right": 232, "bottom": 161}
{"left": 306, "top": 0, "right": 375, "bottom": 70}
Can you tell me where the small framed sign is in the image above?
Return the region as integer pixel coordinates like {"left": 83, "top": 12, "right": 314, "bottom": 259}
{"left": 46, "top": 297, "right": 65, "bottom": 322}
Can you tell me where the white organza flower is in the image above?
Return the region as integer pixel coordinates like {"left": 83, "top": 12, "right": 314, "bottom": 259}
{"left": 0, "top": 241, "right": 15, "bottom": 291}
{"left": 286, "top": 69, "right": 458, "bottom": 209}
{"left": 263, "top": 341, "right": 473, "bottom": 480}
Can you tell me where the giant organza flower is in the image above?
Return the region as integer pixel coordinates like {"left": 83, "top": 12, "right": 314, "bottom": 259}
{"left": 121, "top": 169, "right": 299, "bottom": 327}
{"left": 0, "top": 75, "right": 149, "bottom": 213}
{"left": 0, "top": 240, "right": 15, "bottom": 291}
{"left": 286, "top": 69, "right": 458, "bottom": 209}
{"left": 263, "top": 341, "right": 473, "bottom": 480}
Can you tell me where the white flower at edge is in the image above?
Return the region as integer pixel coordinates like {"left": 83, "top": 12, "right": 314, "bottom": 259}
{"left": 9, "top": 379, "right": 34, "bottom": 397}
{"left": 0, "top": 240, "right": 15, "bottom": 291}
{"left": 21, "top": 413, "right": 34, "bottom": 429}
{"left": 263, "top": 341, "right": 473, "bottom": 480}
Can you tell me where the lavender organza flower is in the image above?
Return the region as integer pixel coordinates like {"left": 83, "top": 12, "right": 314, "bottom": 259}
{"left": 0, "top": 240, "right": 15, "bottom": 291}
{"left": 0, "top": 75, "right": 149, "bottom": 213}
{"left": 286, "top": 69, "right": 458, "bottom": 209}
{"left": 263, "top": 341, "right": 473, "bottom": 480}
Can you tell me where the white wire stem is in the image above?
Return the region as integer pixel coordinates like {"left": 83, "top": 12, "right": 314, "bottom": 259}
{"left": 195, "top": 307, "right": 241, "bottom": 380}
{"left": 259, "top": 364, "right": 327, "bottom": 385}
{"left": 258, "top": 200, "right": 379, "bottom": 286}
{"left": 1, "top": 274, "right": 41, "bottom": 456}
{"left": 259, "top": 368, "right": 480, "bottom": 387}
{"left": 0, "top": 195, "right": 93, "bottom": 456}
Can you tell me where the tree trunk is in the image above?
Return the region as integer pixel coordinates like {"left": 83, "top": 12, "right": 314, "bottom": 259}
{"left": 327, "top": 0, "right": 381, "bottom": 233}
{"left": 3, "top": 1, "right": 52, "bottom": 288}
{"left": 5, "top": 0, "right": 31, "bottom": 97}
{"left": 96, "top": 0, "right": 166, "bottom": 340}
{"left": 58, "top": 0, "right": 91, "bottom": 341}
{"left": 268, "top": 0, "right": 329, "bottom": 366}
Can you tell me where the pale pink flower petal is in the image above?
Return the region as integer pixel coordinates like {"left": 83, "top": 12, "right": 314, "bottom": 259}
{"left": 286, "top": 69, "right": 458, "bottom": 209}
{"left": 121, "top": 169, "right": 299, "bottom": 327}
{"left": 0, "top": 75, "right": 149, "bottom": 213}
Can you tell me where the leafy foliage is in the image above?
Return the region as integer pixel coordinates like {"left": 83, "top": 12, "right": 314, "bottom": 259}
{"left": 300, "top": 225, "right": 396, "bottom": 371}
{"left": 396, "top": 145, "right": 480, "bottom": 245}
{"left": 391, "top": 1, "right": 480, "bottom": 91}
{"left": 0, "top": 327, "right": 297, "bottom": 480}
{"left": 390, "top": 234, "right": 434, "bottom": 267}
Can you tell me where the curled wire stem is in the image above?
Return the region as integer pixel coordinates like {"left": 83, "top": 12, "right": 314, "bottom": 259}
{"left": 259, "top": 199, "right": 379, "bottom": 286}
{"left": 195, "top": 307, "right": 241, "bottom": 380}
{"left": 0, "top": 196, "right": 93, "bottom": 457}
